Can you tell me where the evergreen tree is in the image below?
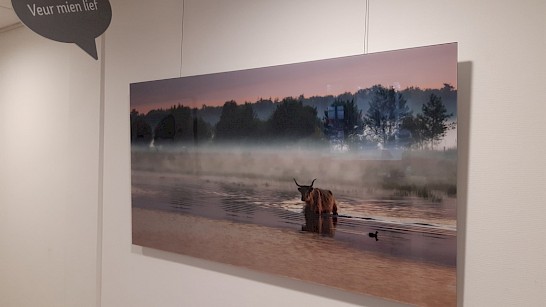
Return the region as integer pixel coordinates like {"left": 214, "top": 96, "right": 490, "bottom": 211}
{"left": 400, "top": 115, "right": 426, "bottom": 149}
{"left": 268, "top": 97, "right": 319, "bottom": 139}
{"left": 215, "top": 101, "right": 259, "bottom": 141}
{"left": 130, "top": 109, "right": 152, "bottom": 144}
{"left": 417, "top": 93, "right": 454, "bottom": 149}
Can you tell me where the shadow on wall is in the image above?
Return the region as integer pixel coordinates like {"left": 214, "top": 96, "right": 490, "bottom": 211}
{"left": 457, "top": 60, "right": 472, "bottom": 306}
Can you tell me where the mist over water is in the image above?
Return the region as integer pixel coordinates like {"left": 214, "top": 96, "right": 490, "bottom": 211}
{"left": 131, "top": 143, "right": 457, "bottom": 266}
{"left": 132, "top": 143, "right": 457, "bottom": 200}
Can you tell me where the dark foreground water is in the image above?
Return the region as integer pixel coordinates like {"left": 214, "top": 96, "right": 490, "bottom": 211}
{"left": 132, "top": 170, "right": 456, "bottom": 268}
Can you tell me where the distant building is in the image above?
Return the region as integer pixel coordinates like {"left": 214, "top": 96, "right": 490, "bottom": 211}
{"left": 324, "top": 105, "right": 345, "bottom": 140}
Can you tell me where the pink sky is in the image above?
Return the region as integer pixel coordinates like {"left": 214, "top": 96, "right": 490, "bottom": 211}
{"left": 131, "top": 43, "right": 457, "bottom": 114}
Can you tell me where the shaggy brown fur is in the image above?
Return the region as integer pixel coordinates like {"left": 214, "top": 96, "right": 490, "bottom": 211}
{"left": 294, "top": 178, "right": 338, "bottom": 215}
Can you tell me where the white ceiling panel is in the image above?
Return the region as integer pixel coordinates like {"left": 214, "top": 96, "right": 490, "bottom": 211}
{"left": 0, "top": 0, "right": 13, "bottom": 8}
{"left": 0, "top": 2, "right": 21, "bottom": 31}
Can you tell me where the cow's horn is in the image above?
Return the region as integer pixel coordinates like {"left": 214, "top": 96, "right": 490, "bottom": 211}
{"left": 293, "top": 178, "right": 303, "bottom": 187}
{"left": 310, "top": 179, "right": 317, "bottom": 187}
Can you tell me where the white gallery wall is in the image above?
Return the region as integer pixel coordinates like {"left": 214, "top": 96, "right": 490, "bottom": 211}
{"left": 0, "top": 27, "right": 102, "bottom": 306}
{"left": 1, "top": 0, "right": 545, "bottom": 306}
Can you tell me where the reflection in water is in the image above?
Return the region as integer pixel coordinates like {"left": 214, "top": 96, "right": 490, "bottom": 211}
{"left": 301, "top": 205, "right": 337, "bottom": 237}
{"left": 132, "top": 171, "right": 456, "bottom": 267}
{"left": 220, "top": 184, "right": 258, "bottom": 221}
{"left": 133, "top": 207, "right": 456, "bottom": 307}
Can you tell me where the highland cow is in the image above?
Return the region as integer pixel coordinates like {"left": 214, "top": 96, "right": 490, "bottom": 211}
{"left": 294, "top": 178, "right": 338, "bottom": 236}
{"left": 293, "top": 178, "right": 338, "bottom": 215}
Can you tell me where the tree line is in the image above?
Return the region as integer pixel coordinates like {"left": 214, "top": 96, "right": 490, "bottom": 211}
{"left": 130, "top": 84, "right": 455, "bottom": 150}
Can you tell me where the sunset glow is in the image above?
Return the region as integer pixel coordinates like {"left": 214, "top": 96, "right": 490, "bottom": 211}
{"left": 131, "top": 43, "right": 457, "bottom": 114}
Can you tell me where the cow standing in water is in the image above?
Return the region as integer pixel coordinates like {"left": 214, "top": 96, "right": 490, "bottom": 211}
{"left": 294, "top": 178, "right": 338, "bottom": 236}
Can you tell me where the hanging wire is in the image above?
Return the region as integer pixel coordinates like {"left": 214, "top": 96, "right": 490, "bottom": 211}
{"left": 179, "top": 0, "right": 185, "bottom": 77}
{"left": 364, "top": 0, "right": 370, "bottom": 54}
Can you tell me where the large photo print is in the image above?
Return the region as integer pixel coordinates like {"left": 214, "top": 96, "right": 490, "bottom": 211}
{"left": 130, "top": 43, "right": 458, "bottom": 306}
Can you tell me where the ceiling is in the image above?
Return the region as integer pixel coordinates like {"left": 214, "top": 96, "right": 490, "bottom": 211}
{"left": 0, "top": 0, "right": 21, "bottom": 31}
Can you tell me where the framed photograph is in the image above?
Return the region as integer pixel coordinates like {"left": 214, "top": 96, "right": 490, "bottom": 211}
{"left": 130, "top": 43, "right": 457, "bottom": 306}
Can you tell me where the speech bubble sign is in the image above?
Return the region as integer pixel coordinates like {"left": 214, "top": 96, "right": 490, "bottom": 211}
{"left": 12, "top": 0, "right": 112, "bottom": 60}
